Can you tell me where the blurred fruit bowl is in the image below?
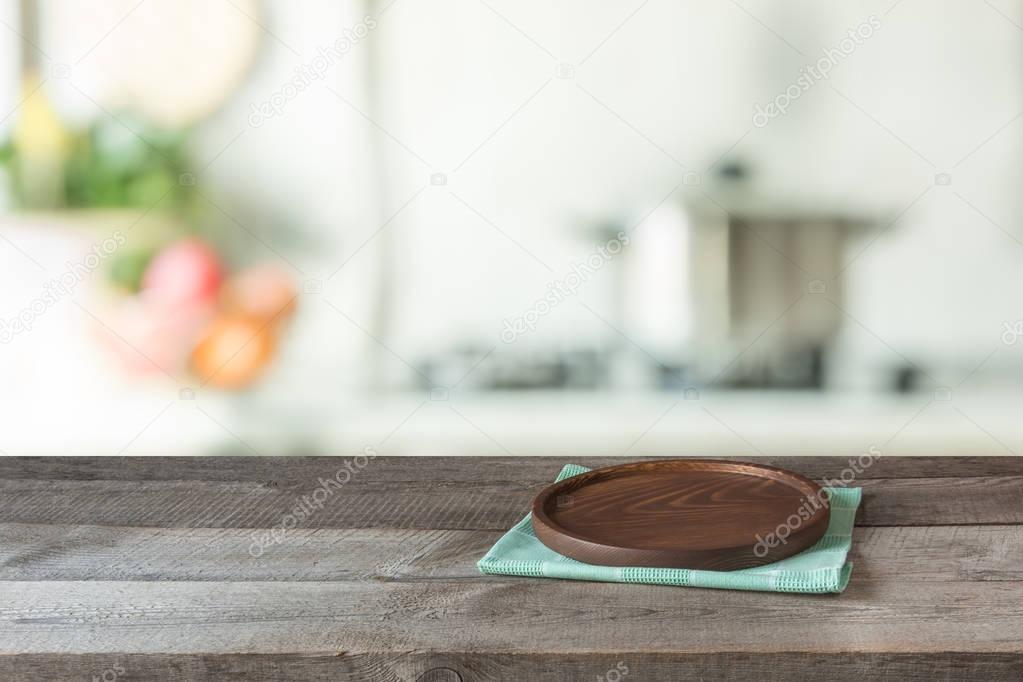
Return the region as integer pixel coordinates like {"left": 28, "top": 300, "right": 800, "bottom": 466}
{"left": 0, "top": 210, "right": 298, "bottom": 390}
{"left": 97, "top": 237, "right": 297, "bottom": 389}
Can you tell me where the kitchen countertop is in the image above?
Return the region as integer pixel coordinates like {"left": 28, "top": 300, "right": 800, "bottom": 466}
{"left": 1, "top": 456, "right": 1022, "bottom": 680}
{"left": 6, "top": 389, "right": 1023, "bottom": 457}
{"left": 328, "top": 389, "right": 1023, "bottom": 457}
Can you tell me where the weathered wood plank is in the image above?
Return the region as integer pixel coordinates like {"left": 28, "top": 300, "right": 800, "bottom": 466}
{"left": 851, "top": 525, "right": 1023, "bottom": 582}
{"left": 0, "top": 525, "right": 494, "bottom": 582}
{"left": 0, "top": 456, "right": 1017, "bottom": 484}
{"left": 1, "top": 476, "right": 1020, "bottom": 528}
{"left": 1, "top": 652, "right": 1021, "bottom": 682}
{"left": 1, "top": 456, "right": 1020, "bottom": 679}
{"left": 2, "top": 524, "right": 1021, "bottom": 583}
{"left": 1, "top": 580, "right": 1022, "bottom": 655}
{"left": 0, "top": 478, "right": 535, "bottom": 529}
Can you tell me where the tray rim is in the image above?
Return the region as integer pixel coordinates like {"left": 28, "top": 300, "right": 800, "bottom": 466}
{"left": 530, "top": 458, "right": 831, "bottom": 569}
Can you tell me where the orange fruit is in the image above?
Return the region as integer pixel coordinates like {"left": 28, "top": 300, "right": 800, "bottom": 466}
{"left": 191, "top": 316, "right": 276, "bottom": 388}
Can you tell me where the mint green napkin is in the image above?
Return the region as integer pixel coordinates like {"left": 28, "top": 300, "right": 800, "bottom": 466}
{"left": 478, "top": 464, "right": 861, "bottom": 593}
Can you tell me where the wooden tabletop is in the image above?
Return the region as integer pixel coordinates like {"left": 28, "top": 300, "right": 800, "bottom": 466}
{"left": 1, "top": 456, "right": 1021, "bottom": 681}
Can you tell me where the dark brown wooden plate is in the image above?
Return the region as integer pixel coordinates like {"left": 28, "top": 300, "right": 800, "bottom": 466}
{"left": 531, "top": 459, "right": 830, "bottom": 570}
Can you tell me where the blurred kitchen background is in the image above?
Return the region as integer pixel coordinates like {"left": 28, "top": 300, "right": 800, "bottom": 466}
{"left": 1, "top": 0, "right": 1022, "bottom": 456}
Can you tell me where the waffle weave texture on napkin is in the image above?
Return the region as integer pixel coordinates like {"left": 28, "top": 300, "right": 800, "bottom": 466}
{"left": 478, "top": 464, "right": 861, "bottom": 594}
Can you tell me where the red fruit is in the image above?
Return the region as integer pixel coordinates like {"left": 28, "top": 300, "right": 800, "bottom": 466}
{"left": 142, "top": 239, "right": 223, "bottom": 307}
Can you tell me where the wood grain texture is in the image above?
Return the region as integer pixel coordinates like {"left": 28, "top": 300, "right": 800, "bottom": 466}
{"left": 1, "top": 456, "right": 1022, "bottom": 681}
{"left": 532, "top": 459, "right": 830, "bottom": 569}
{"left": 2, "top": 579, "right": 1023, "bottom": 655}
{"left": 1, "top": 475, "right": 1021, "bottom": 529}
{"left": 2, "top": 653, "right": 1022, "bottom": 682}
{"left": 2, "top": 524, "right": 1022, "bottom": 583}
{"left": 1, "top": 524, "right": 1022, "bottom": 583}
{"left": 0, "top": 455, "right": 1019, "bottom": 482}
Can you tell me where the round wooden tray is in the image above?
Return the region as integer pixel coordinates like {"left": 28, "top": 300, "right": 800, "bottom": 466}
{"left": 531, "top": 459, "right": 830, "bottom": 570}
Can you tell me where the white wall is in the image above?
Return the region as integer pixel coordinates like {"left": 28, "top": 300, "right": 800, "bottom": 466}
{"left": 374, "top": 0, "right": 1023, "bottom": 386}
{"left": 1, "top": 1, "right": 1022, "bottom": 454}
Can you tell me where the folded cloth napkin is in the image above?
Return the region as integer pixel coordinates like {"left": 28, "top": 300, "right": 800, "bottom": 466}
{"left": 478, "top": 464, "right": 861, "bottom": 594}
